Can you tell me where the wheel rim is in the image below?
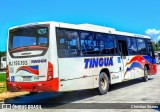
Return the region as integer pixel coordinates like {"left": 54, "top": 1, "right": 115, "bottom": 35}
{"left": 101, "top": 75, "right": 107, "bottom": 91}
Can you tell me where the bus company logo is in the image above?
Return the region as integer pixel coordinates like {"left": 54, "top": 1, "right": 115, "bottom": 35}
{"left": 2, "top": 104, "right": 11, "bottom": 109}
{"left": 16, "top": 65, "right": 39, "bottom": 75}
{"left": 84, "top": 57, "right": 113, "bottom": 69}
{"left": 31, "top": 59, "right": 47, "bottom": 63}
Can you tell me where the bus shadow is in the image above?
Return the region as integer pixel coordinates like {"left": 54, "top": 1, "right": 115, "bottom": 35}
{"left": 4, "top": 78, "right": 154, "bottom": 109}
{"left": 4, "top": 89, "right": 98, "bottom": 108}
{"left": 110, "top": 78, "right": 154, "bottom": 91}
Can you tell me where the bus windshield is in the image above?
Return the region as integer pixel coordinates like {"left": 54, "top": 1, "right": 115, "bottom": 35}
{"left": 9, "top": 25, "right": 49, "bottom": 58}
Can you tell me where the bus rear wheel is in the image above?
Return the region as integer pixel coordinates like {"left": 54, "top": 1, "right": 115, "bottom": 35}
{"left": 142, "top": 66, "right": 149, "bottom": 82}
{"left": 98, "top": 72, "right": 109, "bottom": 95}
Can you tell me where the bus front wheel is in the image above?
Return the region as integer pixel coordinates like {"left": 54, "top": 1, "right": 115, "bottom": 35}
{"left": 98, "top": 72, "right": 109, "bottom": 95}
{"left": 142, "top": 66, "right": 149, "bottom": 82}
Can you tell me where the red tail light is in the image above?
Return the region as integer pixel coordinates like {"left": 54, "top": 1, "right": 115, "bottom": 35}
{"left": 47, "top": 62, "right": 53, "bottom": 81}
{"left": 6, "top": 65, "right": 10, "bottom": 81}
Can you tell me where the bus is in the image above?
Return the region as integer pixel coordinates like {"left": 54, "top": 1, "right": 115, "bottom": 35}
{"left": 0, "top": 56, "right": 6, "bottom": 70}
{"left": 6, "top": 22, "right": 157, "bottom": 94}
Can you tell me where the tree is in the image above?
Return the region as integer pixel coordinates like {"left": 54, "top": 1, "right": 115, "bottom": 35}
{"left": 0, "top": 51, "right": 6, "bottom": 58}
{"left": 152, "top": 41, "right": 157, "bottom": 51}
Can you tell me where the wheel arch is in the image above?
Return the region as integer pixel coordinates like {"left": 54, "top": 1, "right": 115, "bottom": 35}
{"left": 100, "top": 68, "right": 111, "bottom": 83}
{"left": 145, "top": 64, "right": 149, "bottom": 70}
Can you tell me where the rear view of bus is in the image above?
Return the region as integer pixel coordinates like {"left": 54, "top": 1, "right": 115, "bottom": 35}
{"left": 6, "top": 23, "right": 59, "bottom": 92}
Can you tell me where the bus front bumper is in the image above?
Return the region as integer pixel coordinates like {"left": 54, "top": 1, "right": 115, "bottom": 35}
{"left": 6, "top": 78, "right": 59, "bottom": 92}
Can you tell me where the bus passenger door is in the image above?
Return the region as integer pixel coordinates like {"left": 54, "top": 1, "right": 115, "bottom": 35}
{"left": 147, "top": 44, "right": 156, "bottom": 74}
{"left": 118, "top": 40, "right": 131, "bottom": 80}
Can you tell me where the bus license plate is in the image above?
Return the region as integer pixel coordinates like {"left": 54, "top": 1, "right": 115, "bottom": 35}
{"left": 22, "top": 76, "right": 32, "bottom": 81}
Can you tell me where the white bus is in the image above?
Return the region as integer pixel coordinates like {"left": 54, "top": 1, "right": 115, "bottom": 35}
{"left": 6, "top": 22, "right": 157, "bottom": 94}
{"left": 1, "top": 56, "right": 6, "bottom": 70}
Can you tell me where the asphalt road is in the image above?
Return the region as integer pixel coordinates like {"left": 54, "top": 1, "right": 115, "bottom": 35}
{"left": 1, "top": 65, "right": 160, "bottom": 112}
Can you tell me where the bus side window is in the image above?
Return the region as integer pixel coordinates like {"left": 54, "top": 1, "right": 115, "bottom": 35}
{"left": 147, "top": 44, "right": 154, "bottom": 57}
{"left": 127, "top": 37, "right": 138, "bottom": 55}
{"left": 56, "top": 29, "right": 80, "bottom": 57}
{"left": 80, "top": 32, "right": 99, "bottom": 55}
{"left": 113, "top": 35, "right": 118, "bottom": 54}
{"left": 136, "top": 39, "right": 147, "bottom": 55}
{"left": 97, "top": 33, "right": 115, "bottom": 55}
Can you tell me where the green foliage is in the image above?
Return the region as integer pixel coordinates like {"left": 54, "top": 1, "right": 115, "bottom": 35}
{"left": 0, "top": 51, "right": 6, "bottom": 58}
{"left": 0, "top": 73, "right": 6, "bottom": 93}
{"left": 152, "top": 41, "right": 160, "bottom": 51}
{"left": 0, "top": 73, "right": 6, "bottom": 82}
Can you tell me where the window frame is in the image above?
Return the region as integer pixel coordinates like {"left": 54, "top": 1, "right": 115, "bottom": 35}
{"left": 136, "top": 38, "right": 147, "bottom": 55}
{"left": 96, "top": 33, "right": 116, "bottom": 56}
{"left": 56, "top": 27, "right": 117, "bottom": 58}
{"left": 9, "top": 25, "right": 50, "bottom": 58}
{"left": 56, "top": 27, "right": 153, "bottom": 58}
{"left": 127, "top": 36, "right": 139, "bottom": 55}
{"left": 56, "top": 28, "right": 80, "bottom": 58}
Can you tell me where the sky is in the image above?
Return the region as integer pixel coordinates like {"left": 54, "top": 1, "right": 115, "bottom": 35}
{"left": 0, "top": 0, "right": 160, "bottom": 51}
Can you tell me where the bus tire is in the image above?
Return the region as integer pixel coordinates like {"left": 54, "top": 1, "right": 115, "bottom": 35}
{"left": 98, "top": 72, "right": 109, "bottom": 95}
{"left": 142, "top": 66, "right": 149, "bottom": 82}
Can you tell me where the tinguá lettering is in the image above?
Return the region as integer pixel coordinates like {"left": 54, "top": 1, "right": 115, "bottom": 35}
{"left": 84, "top": 57, "right": 113, "bottom": 68}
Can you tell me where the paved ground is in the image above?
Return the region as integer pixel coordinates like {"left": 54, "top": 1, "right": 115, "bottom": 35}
{"left": 1, "top": 65, "right": 160, "bottom": 112}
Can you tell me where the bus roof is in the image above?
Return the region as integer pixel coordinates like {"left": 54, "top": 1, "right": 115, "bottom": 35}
{"left": 115, "top": 31, "right": 150, "bottom": 39}
{"left": 9, "top": 21, "right": 151, "bottom": 39}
